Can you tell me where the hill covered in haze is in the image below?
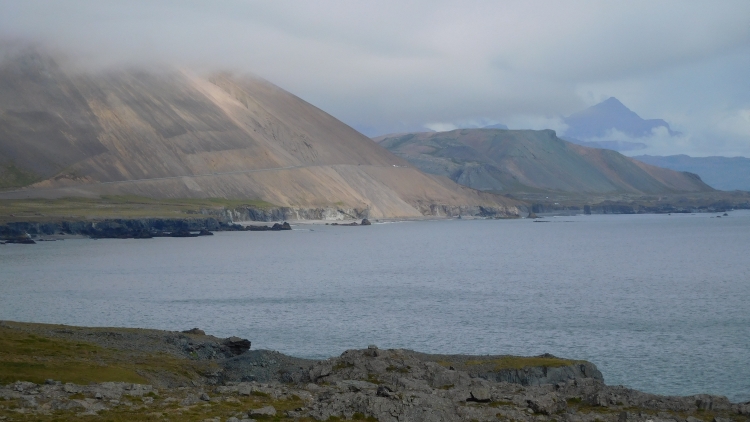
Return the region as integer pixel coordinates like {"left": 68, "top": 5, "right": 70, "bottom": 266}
{"left": 562, "top": 97, "right": 679, "bottom": 152}
{"left": 375, "top": 129, "right": 712, "bottom": 194}
{"left": 633, "top": 155, "right": 750, "bottom": 192}
{"left": 0, "top": 47, "right": 522, "bottom": 219}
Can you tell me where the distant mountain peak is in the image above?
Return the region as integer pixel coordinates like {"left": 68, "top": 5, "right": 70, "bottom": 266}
{"left": 564, "top": 97, "right": 679, "bottom": 141}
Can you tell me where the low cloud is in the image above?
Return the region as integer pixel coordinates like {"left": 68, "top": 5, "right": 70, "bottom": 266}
{"left": 0, "top": 1, "right": 749, "bottom": 156}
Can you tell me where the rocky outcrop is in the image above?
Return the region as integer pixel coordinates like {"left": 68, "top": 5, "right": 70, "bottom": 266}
{"left": 0, "top": 217, "right": 299, "bottom": 241}
{"left": 0, "top": 218, "right": 225, "bottom": 239}
{"left": 222, "top": 206, "right": 371, "bottom": 222}
{"left": 414, "top": 203, "right": 524, "bottom": 218}
{"left": 3, "top": 347, "right": 745, "bottom": 422}
{"left": 1, "top": 321, "right": 747, "bottom": 422}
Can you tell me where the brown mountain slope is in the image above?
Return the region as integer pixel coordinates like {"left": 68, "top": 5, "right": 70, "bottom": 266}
{"left": 375, "top": 129, "right": 712, "bottom": 194}
{"left": 0, "top": 48, "right": 521, "bottom": 218}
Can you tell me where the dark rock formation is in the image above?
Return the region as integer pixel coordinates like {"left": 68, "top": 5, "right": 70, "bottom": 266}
{"left": 222, "top": 337, "right": 251, "bottom": 356}
{"left": 361, "top": 218, "right": 371, "bottom": 225}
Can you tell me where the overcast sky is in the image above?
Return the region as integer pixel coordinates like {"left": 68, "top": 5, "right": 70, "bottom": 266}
{"left": 2, "top": 0, "right": 750, "bottom": 156}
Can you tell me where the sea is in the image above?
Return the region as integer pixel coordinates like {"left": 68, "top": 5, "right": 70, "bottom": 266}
{"left": 1, "top": 211, "right": 749, "bottom": 402}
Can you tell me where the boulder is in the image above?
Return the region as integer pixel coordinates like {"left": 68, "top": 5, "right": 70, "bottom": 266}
{"left": 469, "top": 387, "right": 491, "bottom": 402}
{"left": 222, "top": 337, "right": 251, "bottom": 356}
{"left": 361, "top": 219, "right": 371, "bottom": 225}
{"left": 249, "top": 405, "right": 276, "bottom": 417}
{"left": 528, "top": 393, "right": 567, "bottom": 415}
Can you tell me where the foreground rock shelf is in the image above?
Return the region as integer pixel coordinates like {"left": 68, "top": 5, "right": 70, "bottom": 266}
{"left": 0, "top": 321, "right": 747, "bottom": 421}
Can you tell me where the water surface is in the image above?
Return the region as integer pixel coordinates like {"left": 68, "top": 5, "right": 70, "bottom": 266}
{"left": 1, "top": 212, "right": 749, "bottom": 401}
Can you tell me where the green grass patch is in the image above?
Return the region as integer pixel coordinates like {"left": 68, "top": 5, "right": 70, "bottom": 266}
{"left": 386, "top": 365, "right": 410, "bottom": 373}
{"left": 0, "top": 195, "right": 278, "bottom": 224}
{"left": 333, "top": 361, "right": 355, "bottom": 371}
{"left": 437, "top": 356, "right": 577, "bottom": 371}
{"left": 366, "top": 373, "right": 382, "bottom": 385}
{"left": 0, "top": 162, "right": 41, "bottom": 189}
{"left": 251, "top": 390, "right": 271, "bottom": 398}
{"left": 0, "top": 325, "right": 213, "bottom": 386}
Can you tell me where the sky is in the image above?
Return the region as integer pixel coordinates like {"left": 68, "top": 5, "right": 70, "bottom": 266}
{"left": 1, "top": 0, "right": 750, "bottom": 157}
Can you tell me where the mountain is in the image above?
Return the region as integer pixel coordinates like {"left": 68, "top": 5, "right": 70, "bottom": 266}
{"left": 632, "top": 155, "right": 750, "bottom": 191}
{"left": 375, "top": 129, "right": 712, "bottom": 194}
{"left": 0, "top": 47, "right": 522, "bottom": 218}
{"left": 483, "top": 123, "right": 508, "bottom": 130}
{"left": 562, "top": 97, "right": 679, "bottom": 152}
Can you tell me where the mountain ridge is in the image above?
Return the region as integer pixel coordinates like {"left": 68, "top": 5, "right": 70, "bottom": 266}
{"left": 375, "top": 128, "right": 712, "bottom": 195}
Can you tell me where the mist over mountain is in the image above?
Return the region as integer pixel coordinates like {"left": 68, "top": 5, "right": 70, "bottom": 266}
{"left": 0, "top": 46, "right": 521, "bottom": 218}
{"left": 562, "top": 97, "right": 680, "bottom": 152}
{"left": 633, "top": 155, "right": 750, "bottom": 192}
{"left": 375, "top": 129, "right": 711, "bottom": 195}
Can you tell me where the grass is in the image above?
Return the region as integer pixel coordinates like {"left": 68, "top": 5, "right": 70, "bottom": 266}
{"left": 0, "top": 162, "right": 41, "bottom": 189}
{"left": 385, "top": 365, "right": 410, "bottom": 373}
{"left": 333, "top": 361, "right": 355, "bottom": 371}
{"left": 437, "top": 356, "right": 577, "bottom": 371}
{"left": 0, "top": 195, "right": 278, "bottom": 224}
{"left": 0, "top": 325, "right": 214, "bottom": 386}
{"left": 0, "top": 390, "right": 314, "bottom": 422}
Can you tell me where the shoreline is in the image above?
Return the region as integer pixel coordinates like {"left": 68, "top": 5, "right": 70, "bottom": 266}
{"left": 1, "top": 209, "right": 746, "bottom": 244}
{"left": 1, "top": 320, "right": 748, "bottom": 421}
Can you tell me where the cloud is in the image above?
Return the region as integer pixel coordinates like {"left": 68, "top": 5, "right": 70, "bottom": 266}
{"left": 0, "top": 0, "right": 749, "bottom": 155}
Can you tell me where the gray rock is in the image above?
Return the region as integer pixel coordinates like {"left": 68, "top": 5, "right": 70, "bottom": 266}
{"left": 528, "top": 393, "right": 567, "bottom": 415}
{"left": 237, "top": 384, "right": 253, "bottom": 396}
{"left": 337, "top": 380, "right": 378, "bottom": 392}
{"left": 469, "top": 387, "right": 491, "bottom": 402}
{"left": 222, "top": 337, "right": 251, "bottom": 356}
{"left": 200, "top": 392, "right": 211, "bottom": 401}
{"left": 695, "top": 394, "right": 732, "bottom": 411}
{"left": 180, "top": 395, "right": 200, "bottom": 406}
{"left": 249, "top": 405, "right": 276, "bottom": 417}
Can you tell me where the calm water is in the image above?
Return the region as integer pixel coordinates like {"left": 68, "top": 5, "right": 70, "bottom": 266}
{"left": 1, "top": 212, "right": 749, "bottom": 402}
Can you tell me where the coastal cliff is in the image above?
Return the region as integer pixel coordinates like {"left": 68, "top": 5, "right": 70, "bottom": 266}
{"left": 1, "top": 321, "right": 747, "bottom": 422}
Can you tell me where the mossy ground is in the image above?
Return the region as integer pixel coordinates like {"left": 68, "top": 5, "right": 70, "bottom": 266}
{"left": 437, "top": 355, "right": 576, "bottom": 371}
{"left": 0, "top": 325, "right": 213, "bottom": 386}
{"left": 0, "top": 392, "right": 312, "bottom": 421}
{"left": 0, "top": 196, "right": 277, "bottom": 224}
{"left": 0, "top": 163, "right": 41, "bottom": 190}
